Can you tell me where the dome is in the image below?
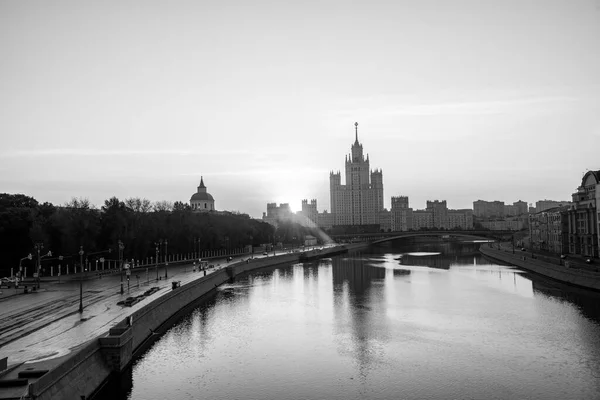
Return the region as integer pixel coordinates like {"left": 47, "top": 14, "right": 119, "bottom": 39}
{"left": 190, "top": 192, "right": 214, "bottom": 201}
{"left": 190, "top": 176, "right": 215, "bottom": 212}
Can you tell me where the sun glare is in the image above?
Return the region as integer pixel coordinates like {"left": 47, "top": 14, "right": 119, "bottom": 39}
{"left": 274, "top": 196, "right": 297, "bottom": 213}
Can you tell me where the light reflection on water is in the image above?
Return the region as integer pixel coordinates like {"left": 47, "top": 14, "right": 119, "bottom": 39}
{"left": 105, "top": 241, "right": 600, "bottom": 400}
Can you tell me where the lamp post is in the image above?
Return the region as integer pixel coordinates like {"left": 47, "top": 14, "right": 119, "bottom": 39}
{"left": 34, "top": 242, "right": 43, "bottom": 289}
{"left": 155, "top": 242, "right": 160, "bottom": 281}
{"left": 164, "top": 239, "right": 168, "bottom": 279}
{"left": 118, "top": 240, "right": 125, "bottom": 294}
{"left": 79, "top": 246, "right": 84, "bottom": 313}
{"left": 18, "top": 254, "right": 33, "bottom": 286}
{"left": 512, "top": 233, "right": 515, "bottom": 254}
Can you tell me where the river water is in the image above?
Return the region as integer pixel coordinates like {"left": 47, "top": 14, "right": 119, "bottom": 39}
{"left": 103, "top": 240, "right": 600, "bottom": 400}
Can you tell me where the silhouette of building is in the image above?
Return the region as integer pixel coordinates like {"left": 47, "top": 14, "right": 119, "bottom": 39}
{"left": 329, "top": 122, "right": 384, "bottom": 227}
{"left": 567, "top": 170, "right": 599, "bottom": 258}
{"left": 317, "top": 210, "right": 334, "bottom": 229}
{"left": 190, "top": 176, "right": 215, "bottom": 212}
{"left": 262, "top": 203, "right": 293, "bottom": 227}
{"left": 411, "top": 200, "right": 473, "bottom": 230}
{"left": 536, "top": 199, "right": 572, "bottom": 213}
{"left": 299, "top": 199, "right": 318, "bottom": 227}
{"left": 473, "top": 200, "right": 505, "bottom": 218}
{"left": 505, "top": 200, "right": 528, "bottom": 216}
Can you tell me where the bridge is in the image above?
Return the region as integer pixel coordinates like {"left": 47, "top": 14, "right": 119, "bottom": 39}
{"left": 330, "top": 230, "right": 517, "bottom": 245}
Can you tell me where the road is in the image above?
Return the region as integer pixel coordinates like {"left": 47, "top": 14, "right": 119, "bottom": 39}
{"left": 0, "top": 247, "right": 320, "bottom": 367}
{"left": 0, "top": 256, "right": 239, "bottom": 366}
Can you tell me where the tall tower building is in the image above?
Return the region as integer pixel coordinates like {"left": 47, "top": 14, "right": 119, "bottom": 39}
{"left": 329, "top": 123, "right": 384, "bottom": 226}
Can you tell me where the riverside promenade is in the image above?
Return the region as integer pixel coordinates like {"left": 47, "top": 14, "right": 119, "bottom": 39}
{"left": 0, "top": 244, "right": 365, "bottom": 400}
{"left": 480, "top": 243, "right": 600, "bottom": 291}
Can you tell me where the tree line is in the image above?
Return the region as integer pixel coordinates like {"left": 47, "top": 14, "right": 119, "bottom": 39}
{"left": 0, "top": 193, "right": 319, "bottom": 277}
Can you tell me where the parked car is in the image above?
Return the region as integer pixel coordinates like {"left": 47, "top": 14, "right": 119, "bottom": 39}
{"left": 227, "top": 256, "right": 233, "bottom": 262}
{"left": 586, "top": 259, "right": 593, "bottom": 264}
{"left": 263, "top": 252, "right": 268, "bottom": 256}
{"left": 1, "top": 277, "right": 15, "bottom": 287}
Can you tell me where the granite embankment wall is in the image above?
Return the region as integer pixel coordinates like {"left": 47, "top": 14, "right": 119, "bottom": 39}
{"left": 479, "top": 245, "right": 600, "bottom": 291}
{"left": 25, "top": 244, "right": 367, "bottom": 400}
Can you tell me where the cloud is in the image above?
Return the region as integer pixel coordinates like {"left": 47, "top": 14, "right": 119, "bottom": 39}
{"left": 0, "top": 148, "right": 253, "bottom": 158}
{"left": 180, "top": 167, "right": 329, "bottom": 177}
{"left": 337, "top": 95, "right": 580, "bottom": 119}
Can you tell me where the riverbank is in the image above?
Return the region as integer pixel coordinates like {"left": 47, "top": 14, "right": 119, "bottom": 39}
{"left": 2, "top": 243, "right": 367, "bottom": 400}
{"left": 479, "top": 245, "right": 600, "bottom": 292}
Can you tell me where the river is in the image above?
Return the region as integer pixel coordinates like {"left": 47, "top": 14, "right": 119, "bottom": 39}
{"left": 100, "top": 240, "right": 600, "bottom": 400}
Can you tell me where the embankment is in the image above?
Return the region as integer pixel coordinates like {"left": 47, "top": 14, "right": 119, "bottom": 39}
{"left": 23, "top": 244, "right": 367, "bottom": 400}
{"left": 479, "top": 245, "right": 600, "bottom": 292}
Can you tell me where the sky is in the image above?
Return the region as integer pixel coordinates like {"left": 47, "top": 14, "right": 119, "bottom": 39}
{"left": 1, "top": 0, "right": 599, "bottom": 218}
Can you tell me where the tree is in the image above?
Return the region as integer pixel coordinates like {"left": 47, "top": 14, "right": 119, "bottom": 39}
{"left": 153, "top": 201, "right": 173, "bottom": 212}
{"left": 0, "top": 193, "right": 39, "bottom": 209}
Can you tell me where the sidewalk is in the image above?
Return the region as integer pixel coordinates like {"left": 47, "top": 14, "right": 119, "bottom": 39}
{"left": 0, "top": 248, "right": 307, "bottom": 366}
{"left": 495, "top": 242, "right": 599, "bottom": 273}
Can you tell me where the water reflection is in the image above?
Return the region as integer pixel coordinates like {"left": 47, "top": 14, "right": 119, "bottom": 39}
{"left": 531, "top": 278, "right": 600, "bottom": 325}
{"left": 99, "top": 241, "right": 600, "bottom": 400}
{"left": 329, "top": 255, "right": 389, "bottom": 382}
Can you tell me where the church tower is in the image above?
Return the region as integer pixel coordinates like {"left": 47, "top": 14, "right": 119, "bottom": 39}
{"left": 330, "top": 123, "right": 384, "bottom": 227}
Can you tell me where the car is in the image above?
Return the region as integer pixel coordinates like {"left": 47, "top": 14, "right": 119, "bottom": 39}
{"left": 227, "top": 256, "right": 233, "bottom": 262}
{"left": 1, "top": 277, "right": 15, "bottom": 287}
{"left": 263, "top": 252, "right": 268, "bottom": 256}
{"left": 586, "top": 259, "right": 593, "bottom": 264}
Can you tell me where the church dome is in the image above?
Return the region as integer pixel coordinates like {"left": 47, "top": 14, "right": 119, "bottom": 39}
{"left": 190, "top": 192, "right": 214, "bottom": 201}
{"left": 190, "top": 176, "right": 215, "bottom": 212}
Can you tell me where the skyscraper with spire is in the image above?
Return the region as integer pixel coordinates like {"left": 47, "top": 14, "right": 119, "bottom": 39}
{"left": 329, "top": 122, "right": 384, "bottom": 226}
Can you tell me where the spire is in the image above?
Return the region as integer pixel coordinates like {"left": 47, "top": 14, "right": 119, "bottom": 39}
{"left": 199, "top": 176, "right": 206, "bottom": 188}
{"left": 354, "top": 122, "right": 359, "bottom": 144}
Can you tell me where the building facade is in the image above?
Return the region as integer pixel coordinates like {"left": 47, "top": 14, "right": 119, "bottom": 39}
{"left": 391, "top": 196, "right": 412, "bottom": 232}
{"left": 411, "top": 200, "right": 473, "bottom": 230}
{"left": 190, "top": 177, "right": 215, "bottom": 212}
{"left": 447, "top": 209, "right": 474, "bottom": 230}
{"left": 329, "top": 123, "right": 384, "bottom": 226}
{"left": 473, "top": 200, "right": 505, "bottom": 218}
{"left": 379, "top": 209, "right": 392, "bottom": 232}
{"left": 504, "top": 200, "right": 528, "bottom": 217}
{"left": 317, "top": 210, "right": 334, "bottom": 230}
{"left": 567, "top": 170, "right": 599, "bottom": 258}
{"left": 480, "top": 219, "right": 524, "bottom": 231}
{"left": 529, "top": 207, "right": 569, "bottom": 254}
{"left": 536, "top": 199, "right": 572, "bottom": 213}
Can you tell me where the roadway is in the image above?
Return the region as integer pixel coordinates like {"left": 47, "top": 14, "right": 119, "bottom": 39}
{"left": 0, "top": 247, "right": 325, "bottom": 368}
{"left": 0, "top": 255, "right": 249, "bottom": 366}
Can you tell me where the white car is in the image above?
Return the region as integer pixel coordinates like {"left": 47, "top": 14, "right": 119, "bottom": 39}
{"left": 1, "top": 277, "right": 16, "bottom": 286}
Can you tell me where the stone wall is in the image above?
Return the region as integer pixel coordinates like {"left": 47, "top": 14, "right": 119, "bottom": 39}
{"left": 479, "top": 246, "right": 600, "bottom": 291}
{"left": 26, "top": 245, "right": 355, "bottom": 399}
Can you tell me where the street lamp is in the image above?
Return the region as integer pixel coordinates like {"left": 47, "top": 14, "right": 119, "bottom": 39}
{"left": 164, "top": 239, "right": 168, "bottom": 279}
{"left": 512, "top": 233, "right": 515, "bottom": 254}
{"left": 118, "top": 240, "right": 125, "bottom": 294}
{"left": 79, "top": 246, "right": 84, "bottom": 313}
{"left": 33, "top": 243, "right": 52, "bottom": 290}
{"left": 155, "top": 242, "right": 160, "bottom": 281}
{"left": 18, "top": 254, "right": 33, "bottom": 286}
